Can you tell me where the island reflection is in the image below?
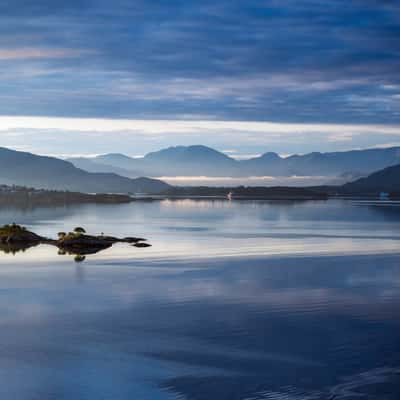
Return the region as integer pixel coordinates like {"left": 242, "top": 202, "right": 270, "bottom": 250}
{"left": 0, "top": 223, "right": 151, "bottom": 262}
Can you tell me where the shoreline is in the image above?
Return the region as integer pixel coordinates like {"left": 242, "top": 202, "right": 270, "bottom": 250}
{"left": 1, "top": 184, "right": 399, "bottom": 206}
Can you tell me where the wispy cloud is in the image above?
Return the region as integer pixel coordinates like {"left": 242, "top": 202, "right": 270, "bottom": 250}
{"left": 0, "top": 0, "right": 399, "bottom": 123}
{"left": 0, "top": 47, "right": 91, "bottom": 60}
{"left": 0, "top": 116, "right": 399, "bottom": 158}
{"left": 1, "top": 116, "right": 399, "bottom": 136}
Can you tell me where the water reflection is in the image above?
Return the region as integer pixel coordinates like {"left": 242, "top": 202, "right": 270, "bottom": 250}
{"left": 0, "top": 234, "right": 114, "bottom": 262}
{"left": 0, "top": 253, "right": 399, "bottom": 399}
{"left": 0, "top": 221, "right": 151, "bottom": 263}
{"left": 0, "top": 200, "right": 399, "bottom": 399}
{"left": 1, "top": 199, "right": 400, "bottom": 263}
{"left": 0, "top": 240, "right": 40, "bottom": 255}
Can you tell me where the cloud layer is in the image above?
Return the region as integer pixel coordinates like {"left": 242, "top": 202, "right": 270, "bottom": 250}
{"left": 0, "top": 0, "right": 399, "bottom": 124}
{"left": 1, "top": 116, "right": 400, "bottom": 157}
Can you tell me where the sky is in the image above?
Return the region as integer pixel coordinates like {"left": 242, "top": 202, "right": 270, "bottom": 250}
{"left": 0, "top": 0, "right": 399, "bottom": 157}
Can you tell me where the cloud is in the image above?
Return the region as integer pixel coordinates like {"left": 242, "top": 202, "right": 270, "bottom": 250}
{"left": 1, "top": 115, "right": 400, "bottom": 136}
{"left": 0, "top": 47, "right": 90, "bottom": 60}
{"left": 0, "top": 116, "right": 399, "bottom": 158}
{"left": 0, "top": 0, "right": 399, "bottom": 122}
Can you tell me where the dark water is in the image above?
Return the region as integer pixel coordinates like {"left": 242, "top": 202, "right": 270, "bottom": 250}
{"left": 0, "top": 200, "right": 399, "bottom": 399}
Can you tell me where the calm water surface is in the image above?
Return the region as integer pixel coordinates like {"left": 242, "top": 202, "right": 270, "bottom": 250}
{"left": 0, "top": 199, "right": 399, "bottom": 399}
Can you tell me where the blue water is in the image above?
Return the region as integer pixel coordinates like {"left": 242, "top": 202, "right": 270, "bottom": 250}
{"left": 0, "top": 199, "right": 399, "bottom": 399}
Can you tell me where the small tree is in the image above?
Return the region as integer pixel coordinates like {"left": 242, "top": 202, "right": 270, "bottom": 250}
{"left": 73, "top": 227, "right": 86, "bottom": 234}
{"left": 58, "top": 232, "right": 66, "bottom": 239}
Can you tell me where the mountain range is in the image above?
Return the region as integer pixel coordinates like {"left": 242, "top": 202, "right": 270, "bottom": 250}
{"left": 0, "top": 147, "right": 170, "bottom": 194}
{"left": 1, "top": 146, "right": 399, "bottom": 196}
{"left": 68, "top": 145, "right": 400, "bottom": 180}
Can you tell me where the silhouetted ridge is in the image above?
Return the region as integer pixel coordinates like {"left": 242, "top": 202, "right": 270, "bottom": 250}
{"left": 342, "top": 163, "right": 400, "bottom": 194}
{"left": 0, "top": 147, "right": 170, "bottom": 194}
{"left": 69, "top": 145, "right": 400, "bottom": 179}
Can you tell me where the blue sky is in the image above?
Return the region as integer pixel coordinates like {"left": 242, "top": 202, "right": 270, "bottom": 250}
{"left": 0, "top": 0, "right": 399, "bottom": 157}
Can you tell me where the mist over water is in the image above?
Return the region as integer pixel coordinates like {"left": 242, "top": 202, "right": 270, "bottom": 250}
{"left": 157, "top": 175, "right": 345, "bottom": 187}
{"left": 0, "top": 199, "right": 399, "bottom": 399}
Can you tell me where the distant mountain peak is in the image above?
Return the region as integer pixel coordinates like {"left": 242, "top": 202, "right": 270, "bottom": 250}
{"left": 97, "top": 153, "right": 133, "bottom": 160}
{"left": 259, "top": 152, "right": 281, "bottom": 160}
{"left": 68, "top": 145, "right": 400, "bottom": 180}
{"left": 144, "top": 145, "right": 232, "bottom": 161}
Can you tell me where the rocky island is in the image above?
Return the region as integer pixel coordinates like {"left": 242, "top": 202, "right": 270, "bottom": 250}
{"left": 0, "top": 223, "right": 151, "bottom": 261}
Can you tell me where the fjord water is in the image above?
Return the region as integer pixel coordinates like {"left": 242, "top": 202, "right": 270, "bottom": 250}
{"left": 0, "top": 199, "right": 399, "bottom": 399}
